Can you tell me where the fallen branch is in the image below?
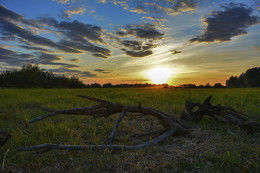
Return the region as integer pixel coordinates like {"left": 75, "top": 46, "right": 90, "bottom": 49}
{"left": 181, "top": 96, "right": 260, "bottom": 132}
{"left": 18, "top": 95, "right": 190, "bottom": 153}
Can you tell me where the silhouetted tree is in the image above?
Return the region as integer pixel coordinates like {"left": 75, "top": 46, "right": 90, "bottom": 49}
{"left": 226, "top": 67, "right": 260, "bottom": 87}
{"left": 214, "top": 83, "right": 224, "bottom": 88}
{"left": 0, "top": 64, "right": 86, "bottom": 88}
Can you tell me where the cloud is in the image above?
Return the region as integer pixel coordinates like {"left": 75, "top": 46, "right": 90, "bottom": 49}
{"left": 51, "top": 19, "right": 105, "bottom": 43}
{"left": 142, "top": 16, "right": 166, "bottom": 21}
{"left": 145, "top": 0, "right": 198, "bottom": 15}
{"left": 190, "top": 3, "right": 260, "bottom": 43}
{"left": 61, "top": 7, "right": 86, "bottom": 19}
{"left": 171, "top": 50, "right": 182, "bottom": 54}
{"left": 112, "top": 0, "right": 197, "bottom": 15}
{"left": 36, "top": 18, "right": 111, "bottom": 56}
{"left": 0, "top": 20, "right": 82, "bottom": 53}
{"left": 121, "top": 49, "right": 153, "bottom": 57}
{"left": 52, "top": 0, "right": 71, "bottom": 4}
{"left": 0, "top": 47, "right": 79, "bottom": 68}
{"left": 0, "top": 6, "right": 111, "bottom": 58}
{"left": 0, "top": 4, "right": 23, "bottom": 22}
{"left": 125, "top": 23, "right": 164, "bottom": 40}
{"left": 20, "top": 45, "right": 54, "bottom": 52}
{"left": 59, "top": 40, "right": 111, "bottom": 58}
{"left": 69, "top": 58, "right": 79, "bottom": 62}
{"left": 51, "top": 67, "right": 96, "bottom": 77}
{"left": 0, "top": 47, "right": 35, "bottom": 66}
{"left": 119, "top": 40, "right": 156, "bottom": 57}
{"left": 113, "top": 23, "right": 163, "bottom": 57}
{"left": 91, "top": 53, "right": 108, "bottom": 59}
{"left": 94, "top": 69, "right": 113, "bottom": 73}
{"left": 36, "top": 52, "right": 79, "bottom": 68}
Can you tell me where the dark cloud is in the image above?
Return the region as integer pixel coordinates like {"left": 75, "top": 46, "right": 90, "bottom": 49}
{"left": 116, "top": 31, "right": 128, "bottom": 37}
{"left": 115, "top": 24, "right": 164, "bottom": 40}
{"left": 0, "top": 4, "right": 23, "bottom": 22}
{"left": 126, "top": 23, "right": 164, "bottom": 40}
{"left": 121, "top": 49, "right": 153, "bottom": 57}
{"left": 59, "top": 40, "right": 111, "bottom": 57}
{"left": 0, "top": 47, "right": 35, "bottom": 66}
{"left": 20, "top": 45, "right": 54, "bottom": 52}
{"left": 0, "top": 20, "right": 82, "bottom": 53}
{"left": 92, "top": 53, "right": 108, "bottom": 59}
{"left": 94, "top": 69, "right": 113, "bottom": 73}
{"left": 36, "top": 52, "right": 79, "bottom": 67}
{"left": 121, "top": 40, "right": 155, "bottom": 50}
{"left": 36, "top": 17, "right": 111, "bottom": 57}
{"left": 0, "top": 6, "right": 111, "bottom": 58}
{"left": 69, "top": 58, "right": 79, "bottom": 62}
{"left": 113, "top": 23, "right": 163, "bottom": 57}
{"left": 122, "top": 40, "right": 142, "bottom": 50}
{"left": 51, "top": 20, "right": 105, "bottom": 43}
{"left": 0, "top": 47, "right": 79, "bottom": 68}
{"left": 51, "top": 67, "right": 96, "bottom": 77}
{"left": 190, "top": 3, "right": 260, "bottom": 43}
{"left": 171, "top": 50, "right": 182, "bottom": 54}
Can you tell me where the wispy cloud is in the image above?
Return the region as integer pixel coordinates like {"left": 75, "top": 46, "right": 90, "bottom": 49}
{"left": 51, "top": 67, "right": 96, "bottom": 77}
{"left": 61, "top": 7, "right": 86, "bottom": 19}
{"left": 94, "top": 69, "right": 113, "bottom": 73}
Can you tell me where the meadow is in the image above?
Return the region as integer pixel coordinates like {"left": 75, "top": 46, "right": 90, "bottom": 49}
{"left": 0, "top": 88, "right": 259, "bottom": 172}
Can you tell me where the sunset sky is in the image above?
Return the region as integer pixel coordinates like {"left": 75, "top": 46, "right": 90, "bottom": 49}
{"left": 0, "top": 0, "right": 259, "bottom": 85}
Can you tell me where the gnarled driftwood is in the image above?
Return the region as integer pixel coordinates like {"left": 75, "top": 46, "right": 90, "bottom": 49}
{"left": 17, "top": 95, "right": 190, "bottom": 153}
{"left": 181, "top": 96, "right": 260, "bottom": 132}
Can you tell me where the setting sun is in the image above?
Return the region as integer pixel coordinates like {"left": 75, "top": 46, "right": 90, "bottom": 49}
{"left": 147, "top": 68, "right": 172, "bottom": 84}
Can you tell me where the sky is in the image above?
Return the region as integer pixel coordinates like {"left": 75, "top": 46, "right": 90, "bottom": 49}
{"left": 0, "top": 0, "right": 259, "bottom": 86}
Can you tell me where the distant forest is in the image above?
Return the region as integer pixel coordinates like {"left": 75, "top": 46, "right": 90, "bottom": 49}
{"left": 0, "top": 65, "right": 259, "bottom": 88}
{"left": 226, "top": 67, "right": 260, "bottom": 88}
{"left": 0, "top": 64, "right": 85, "bottom": 88}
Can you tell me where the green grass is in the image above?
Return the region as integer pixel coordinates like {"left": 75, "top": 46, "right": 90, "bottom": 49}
{"left": 0, "top": 88, "right": 259, "bottom": 172}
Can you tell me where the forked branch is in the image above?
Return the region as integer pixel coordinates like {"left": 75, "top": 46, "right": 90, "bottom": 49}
{"left": 18, "top": 95, "right": 190, "bottom": 153}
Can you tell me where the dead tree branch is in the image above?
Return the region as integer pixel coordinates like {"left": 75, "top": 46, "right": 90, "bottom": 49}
{"left": 181, "top": 96, "right": 260, "bottom": 132}
{"left": 18, "top": 95, "right": 190, "bottom": 153}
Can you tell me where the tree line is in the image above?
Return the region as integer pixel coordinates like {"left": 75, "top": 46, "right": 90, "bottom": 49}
{"left": 0, "top": 65, "right": 259, "bottom": 88}
{"left": 0, "top": 64, "right": 85, "bottom": 88}
{"left": 226, "top": 67, "right": 260, "bottom": 87}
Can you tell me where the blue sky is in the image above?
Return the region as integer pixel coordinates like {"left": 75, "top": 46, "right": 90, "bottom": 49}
{"left": 0, "top": 0, "right": 259, "bottom": 85}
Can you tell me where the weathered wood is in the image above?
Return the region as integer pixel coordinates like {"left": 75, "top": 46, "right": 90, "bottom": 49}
{"left": 18, "top": 95, "right": 189, "bottom": 153}
{"left": 17, "top": 128, "right": 177, "bottom": 153}
{"left": 108, "top": 109, "right": 126, "bottom": 144}
{"left": 181, "top": 96, "right": 260, "bottom": 132}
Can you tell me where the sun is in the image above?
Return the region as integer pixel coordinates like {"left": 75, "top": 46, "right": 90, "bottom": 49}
{"left": 147, "top": 68, "right": 172, "bottom": 84}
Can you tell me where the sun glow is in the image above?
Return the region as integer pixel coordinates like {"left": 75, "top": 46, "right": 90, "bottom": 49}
{"left": 147, "top": 68, "right": 172, "bottom": 84}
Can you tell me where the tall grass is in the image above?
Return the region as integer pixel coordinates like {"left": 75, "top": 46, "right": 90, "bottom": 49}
{"left": 0, "top": 88, "right": 259, "bottom": 172}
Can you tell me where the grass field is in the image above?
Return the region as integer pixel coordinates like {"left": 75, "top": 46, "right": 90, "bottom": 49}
{"left": 0, "top": 88, "right": 259, "bottom": 172}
